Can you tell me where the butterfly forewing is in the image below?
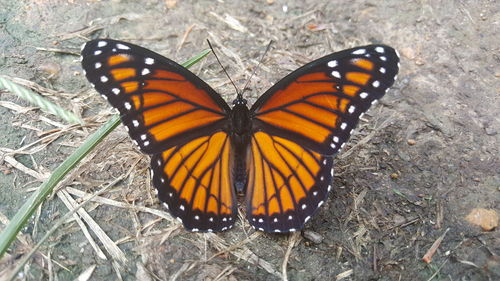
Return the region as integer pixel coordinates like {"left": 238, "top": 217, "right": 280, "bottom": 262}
{"left": 251, "top": 45, "right": 399, "bottom": 156}
{"left": 81, "top": 39, "right": 231, "bottom": 154}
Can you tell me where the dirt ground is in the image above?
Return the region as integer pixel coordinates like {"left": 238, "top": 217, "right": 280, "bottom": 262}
{"left": 0, "top": 0, "right": 498, "bottom": 280}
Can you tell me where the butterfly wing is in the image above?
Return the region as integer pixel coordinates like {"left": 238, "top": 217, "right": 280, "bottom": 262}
{"left": 81, "top": 39, "right": 236, "bottom": 231}
{"left": 247, "top": 45, "right": 399, "bottom": 232}
{"left": 81, "top": 39, "right": 231, "bottom": 154}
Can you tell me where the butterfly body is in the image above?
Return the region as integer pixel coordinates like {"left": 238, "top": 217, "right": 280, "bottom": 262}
{"left": 81, "top": 39, "right": 399, "bottom": 233}
{"left": 228, "top": 98, "right": 252, "bottom": 193}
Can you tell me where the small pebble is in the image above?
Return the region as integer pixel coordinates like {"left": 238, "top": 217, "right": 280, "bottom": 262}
{"left": 407, "top": 139, "right": 416, "bottom": 145}
{"left": 302, "top": 230, "right": 323, "bottom": 244}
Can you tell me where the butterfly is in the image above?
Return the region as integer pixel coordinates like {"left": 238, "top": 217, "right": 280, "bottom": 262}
{"left": 81, "top": 39, "right": 399, "bottom": 233}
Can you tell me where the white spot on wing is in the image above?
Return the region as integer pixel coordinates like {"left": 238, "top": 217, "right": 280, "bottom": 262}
{"left": 372, "top": 80, "right": 380, "bottom": 88}
{"left": 327, "top": 60, "right": 338, "bottom": 68}
{"left": 340, "top": 122, "right": 347, "bottom": 130}
{"left": 116, "top": 43, "right": 130, "bottom": 50}
{"left": 331, "top": 71, "right": 341, "bottom": 78}
{"left": 100, "top": 76, "right": 108, "bottom": 82}
{"left": 179, "top": 204, "right": 185, "bottom": 211}
{"left": 379, "top": 67, "right": 386, "bottom": 73}
{"left": 360, "top": 92, "right": 369, "bottom": 99}
{"left": 94, "top": 50, "right": 102, "bottom": 55}
{"left": 141, "top": 134, "right": 147, "bottom": 140}
{"left": 375, "top": 46, "right": 384, "bottom": 53}
{"left": 380, "top": 56, "right": 387, "bottom": 61}
{"left": 258, "top": 218, "right": 263, "bottom": 223}
{"left": 145, "top": 57, "right": 155, "bottom": 65}
{"left": 95, "top": 62, "right": 102, "bottom": 69}
{"left": 143, "top": 141, "right": 150, "bottom": 146}
{"left": 301, "top": 204, "right": 307, "bottom": 210}
{"left": 194, "top": 215, "right": 199, "bottom": 220}
{"left": 141, "top": 68, "right": 150, "bottom": 75}
{"left": 97, "top": 41, "right": 107, "bottom": 47}
{"left": 124, "top": 102, "right": 132, "bottom": 110}
{"left": 348, "top": 105, "right": 356, "bottom": 114}
{"left": 352, "top": 48, "right": 366, "bottom": 55}
{"left": 132, "top": 120, "right": 139, "bottom": 127}
{"left": 333, "top": 136, "right": 339, "bottom": 143}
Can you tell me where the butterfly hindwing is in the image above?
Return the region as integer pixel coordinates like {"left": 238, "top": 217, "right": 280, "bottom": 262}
{"left": 81, "top": 39, "right": 231, "bottom": 154}
{"left": 246, "top": 131, "right": 334, "bottom": 232}
{"left": 151, "top": 131, "right": 236, "bottom": 232}
{"left": 247, "top": 45, "right": 399, "bottom": 232}
{"left": 251, "top": 45, "right": 399, "bottom": 156}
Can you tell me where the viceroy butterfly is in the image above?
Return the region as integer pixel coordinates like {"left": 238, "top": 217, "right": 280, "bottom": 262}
{"left": 81, "top": 39, "right": 399, "bottom": 233}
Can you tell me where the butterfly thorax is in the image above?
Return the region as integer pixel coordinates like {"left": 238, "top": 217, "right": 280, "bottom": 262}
{"left": 229, "top": 100, "right": 252, "bottom": 193}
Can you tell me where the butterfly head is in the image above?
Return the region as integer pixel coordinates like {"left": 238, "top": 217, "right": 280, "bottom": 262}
{"left": 232, "top": 95, "right": 247, "bottom": 106}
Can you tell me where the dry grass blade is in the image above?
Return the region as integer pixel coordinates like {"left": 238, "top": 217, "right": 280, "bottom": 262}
{"left": 65, "top": 187, "right": 175, "bottom": 223}
{"left": 75, "top": 265, "right": 97, "bottom": 281}
{"left": 57, "top": 190, "right": 108, "bottom": 260}
{"left": 206, "top": 233, "right": 282, "bottom": 278}
{"left": 282, "top": 232, "right": 301, "bottom": 281}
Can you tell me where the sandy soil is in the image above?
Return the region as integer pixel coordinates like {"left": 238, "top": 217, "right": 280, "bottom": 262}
{"left": 0, "top": 0, "right": 498, "bottom": 280}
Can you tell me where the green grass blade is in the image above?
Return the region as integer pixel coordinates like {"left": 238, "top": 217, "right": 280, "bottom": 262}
{"left": 182, "top": 49, "right": 211, "bottom": 68}
{"left": 0, "top": 49, "right": 210, "bottom": 258}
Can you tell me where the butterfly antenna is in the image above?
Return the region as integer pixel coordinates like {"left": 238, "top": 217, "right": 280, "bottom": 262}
{"left": 207, "top": 39, "right": 240, "bottom": 96}
{"left": 240, "top": 40, "right": 273, "bottom": 97}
